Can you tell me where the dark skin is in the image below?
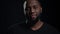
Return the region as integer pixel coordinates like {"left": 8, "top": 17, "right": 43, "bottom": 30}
{"left": 26, "top": 0, "right": 44, "bottom": 31}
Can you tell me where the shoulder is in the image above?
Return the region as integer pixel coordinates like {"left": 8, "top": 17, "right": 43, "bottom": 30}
{"left": 7, "top": 23, "right": 26, "bottom": 32}
{"left": 8, "top": 23, "right": 26, "bottom": 29}
{"left": 43, "top": 23, "right": 60, "bottom": 34}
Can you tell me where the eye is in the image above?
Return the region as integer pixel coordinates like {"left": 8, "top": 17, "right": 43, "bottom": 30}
{"left": 33, "top": 6, "right": 38, "bottom": 9}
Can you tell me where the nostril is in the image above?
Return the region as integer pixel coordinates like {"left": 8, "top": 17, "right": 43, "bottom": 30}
{"left": 31, "top": 10, "right": 35, "bottom": 12}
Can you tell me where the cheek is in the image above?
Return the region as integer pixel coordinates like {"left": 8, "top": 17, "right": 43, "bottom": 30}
{"left": 36, "top": 9, "right": 41, "bottom": 14}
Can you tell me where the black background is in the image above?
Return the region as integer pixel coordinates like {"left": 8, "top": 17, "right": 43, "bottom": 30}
{"left": 1, "top": 0, "right": 59, "bottom": 32}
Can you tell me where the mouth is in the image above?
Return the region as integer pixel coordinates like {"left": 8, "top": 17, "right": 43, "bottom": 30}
{"left": 31, "top": 14, "right": 36, "bottom": 19}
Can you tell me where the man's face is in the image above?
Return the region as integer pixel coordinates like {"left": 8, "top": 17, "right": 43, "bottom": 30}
{"left": 26, "top": 0, "right": 42, "bottom": 20}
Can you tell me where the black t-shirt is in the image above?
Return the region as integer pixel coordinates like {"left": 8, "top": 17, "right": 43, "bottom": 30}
{"left": 8, "top": 22, "right": 60, "bottom": 34}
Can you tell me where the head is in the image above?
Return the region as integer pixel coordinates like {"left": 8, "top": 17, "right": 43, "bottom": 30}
{"left": 25, "top": 0, "right": 42, "bottom": 21}
{"left": 23, "top": 0, "right": 43, "bottom": 27}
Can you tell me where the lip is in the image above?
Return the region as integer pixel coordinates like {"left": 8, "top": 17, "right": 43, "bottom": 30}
{"left": 31, "top": 15, "right": 36, "bottom": 17}
{"left": 31, "top": 15, "right": 35, "bottom": 16}
{"left": 30, "top": 14, "right": 37, "bottom": 17}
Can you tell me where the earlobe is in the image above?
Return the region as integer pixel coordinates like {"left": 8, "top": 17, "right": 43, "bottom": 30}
{"left": 41, "top": 8, "right": 42, "bottom": 13}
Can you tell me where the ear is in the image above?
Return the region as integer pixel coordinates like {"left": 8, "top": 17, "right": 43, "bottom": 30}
{"left": 41, "top": 8, "right": 42, "bottom": 13}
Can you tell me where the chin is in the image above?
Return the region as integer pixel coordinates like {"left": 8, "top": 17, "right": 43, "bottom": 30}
{"left": 32, "top": 17, "right": 37, "bottom": 21}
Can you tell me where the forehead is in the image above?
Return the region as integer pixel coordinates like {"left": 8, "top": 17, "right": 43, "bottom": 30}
{"left": 27, "top": 0, "right": 40, "bottom": 6}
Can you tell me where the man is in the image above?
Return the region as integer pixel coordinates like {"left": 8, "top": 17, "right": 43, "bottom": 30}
{"left": 8, "top": 0, "right": 60, "bottom": 34}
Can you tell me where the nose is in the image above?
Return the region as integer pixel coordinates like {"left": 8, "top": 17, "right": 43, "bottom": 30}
{"left": 31, "top": 8, "right": 35, "bottom": 13}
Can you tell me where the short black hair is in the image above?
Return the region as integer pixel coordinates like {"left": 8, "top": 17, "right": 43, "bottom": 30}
{"left": 24, "top": 0, "right": 47, "bottom": 8}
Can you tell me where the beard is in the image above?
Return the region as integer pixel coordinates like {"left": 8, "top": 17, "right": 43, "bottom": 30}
{"left": 26, "top": 13, "right": 42, "bottom": 28}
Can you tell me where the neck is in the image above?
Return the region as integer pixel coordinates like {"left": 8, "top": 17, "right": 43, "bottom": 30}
{"left": 30, "top": 20, "right": 44, "bottom": 31}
